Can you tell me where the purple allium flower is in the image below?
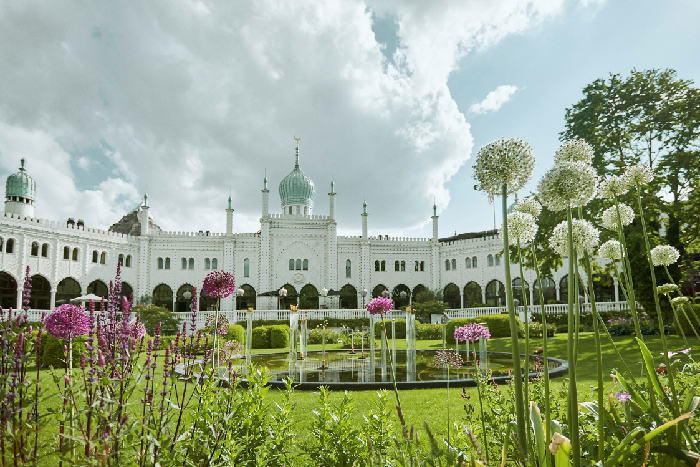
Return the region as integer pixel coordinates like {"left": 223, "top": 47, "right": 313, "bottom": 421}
{"left": 366, "top": 296, "right": 393, "bottom": 314}
{"left": 45, "top": 304, "right": 90, "bottom": 340}
{"left": 202, "top": 271, "right": 236, "bottom": 298}
{"left": 433, "top": 349, "right": 463, "bottom": 369}
{"left": 615, "top": 392, "right": 631, "bottom": 403}
{"left": 454, "top": 323, "right": 490, "bottom": 342}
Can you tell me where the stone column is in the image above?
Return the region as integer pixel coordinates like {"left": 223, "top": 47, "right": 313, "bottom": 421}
{"left": 614, "top": 278, "right": 619, "bottom": 302}
{"left": 460, "top": 291, "right": 464, "bottom": 309}
{"left": 50, "top": 290, "right": 56, "bottom": 310}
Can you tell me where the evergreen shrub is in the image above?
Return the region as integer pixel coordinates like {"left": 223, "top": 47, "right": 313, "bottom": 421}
{"left": 446, "top": 315, "right": 519, "bottom": 344}
{"left": 269, "top": 325, "right": 290, "bottom": 348}
{"left": 224, "top": 324, "right": 246, "bottom": 345}
{"left": 41, "top": 334, "right": 86, "bottom": 369}
{"left": 251, "top": 327, "right": 271, "bottom": 349}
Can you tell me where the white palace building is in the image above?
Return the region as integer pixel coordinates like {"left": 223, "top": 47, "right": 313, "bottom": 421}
{"left": 0, "top": 148, "right": 625, "bottom": 319}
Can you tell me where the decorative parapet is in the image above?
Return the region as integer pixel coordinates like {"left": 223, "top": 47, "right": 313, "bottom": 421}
{"left": 1, "top": 211, "right": 134, "bottom": 239}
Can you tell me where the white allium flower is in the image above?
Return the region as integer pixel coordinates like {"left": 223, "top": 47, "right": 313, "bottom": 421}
{"left": 624, "top": 165, "right": 654, "bottom": 187}
{"left": 549, "top": 219, "right": 600, "bottom": 256}
{"left": 513, "top": 198, "right": 542, "bottom": 218}
{"left": 650, "top": 245, "right": 680, "bottom": 266}
{"left": 504, "top": 211, "right": 538, "bottom": 246}
{"left": 598, "top": 175, "right": 630, "bottom": 199}
{"left": 473, "top": 137, "right": 535, "bottom": 196}
{"left": 538, "top": 161, "right": 598, "bottom": 212}
{"left": 554, "top": 139, "right": 593, "bottom": 165}
{"left": 599, "top": 240, "right": 624, "bottom": 260}
{"left": 601, "top": 204, "right": 635, "bottom": 230}
{"left": 672, "top": 296, "right": 690, "bottom": 307}
{"left": 657, "top": 283, "right": 679, "bottom": 295}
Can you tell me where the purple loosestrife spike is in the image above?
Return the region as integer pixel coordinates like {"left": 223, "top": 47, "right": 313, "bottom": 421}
{"left": 22, "top": 266, "right": 32, "bottom": 313}
{"left": 64, "top": 375, "right": 71, "bottom": 386}
{"left": 80, "top": 353, "right": 86, "bottom": 370}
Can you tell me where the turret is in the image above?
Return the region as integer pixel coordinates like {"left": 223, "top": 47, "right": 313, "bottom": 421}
{"left": 226, "top": 193, "right": 234, "bottom": 235}
{"left": 361, "top": 196, "right": 368, "bottom": 239}
{"left": 262, "top": 172, "right": 269, "bottom": 217}
{"left": 329, "top": 180, "right": 336, "bottom": 220}
{"left": 4, "top": 158, "right": 36, "bottom": 217}
{"left": 140, "top": 193, "right": 150, "bottom": 236}
{"left": 431, "top": 202, "right": 438, "bottom": 243}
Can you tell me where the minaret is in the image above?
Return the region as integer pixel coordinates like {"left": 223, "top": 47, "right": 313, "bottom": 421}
{"left": 4, "top": 158, "right": 36, "bottom": 217}
{"left": 431, "top": 201, "right": 438, "bottom": 243}
{"left": 140, "top": 193, "right": 150, "bottom": 236}
{"left": 329, "top": 180, "right": 336, "bottom": 220}
{"left": 361, "top": 196, "right": 368, "bottom": 239}
{"left": 226, "top": 192, "right": 234, "bottom": 235}
{"left": 262, "top": 171, "right": 269, "bottom": 217}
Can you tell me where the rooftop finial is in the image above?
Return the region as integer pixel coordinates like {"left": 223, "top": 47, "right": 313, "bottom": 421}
{"left": 330, "top": 180, "right": 335, "bottom": 193}
{"left": 294, "top": 136, "right": 300, "bottom": 168}
{"left": 264, "top": 168, "right": 268, "bottom": 190}
{"left": 228, "top": 189, "right": 232, "bottom": 209}
{"left": 20, "top": 158, "right": 26, "bottom": 171}
{"left": 363, "top": 193, "right": 367, "bottom": 214}
{"left": 433, "top": 198, "right": 436, "bottom": 216}
{"left": 144, "top": 192, "right": 148, "bottom": 206}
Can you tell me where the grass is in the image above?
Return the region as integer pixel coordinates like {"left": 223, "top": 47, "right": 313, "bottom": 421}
{"left": 26, "top": 332, "right": 696, "bottom": 465}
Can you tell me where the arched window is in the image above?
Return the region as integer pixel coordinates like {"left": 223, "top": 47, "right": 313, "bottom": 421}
{"left": 72, "top": 248, "right": 79, "bottom": 261}
{"left": 372, "top": 284, "right": 388, "bottom": 298}
{"left": 487, "top": 254, "right": 494, "bottom": 267}
{"left": 0, "top": 272, "right": 18, "bottom": 309}
{"left": 495, "top": 255, "right": 501, "bottom": 266}
{"left": 559, "top": 275, "right": 569, "bottom": 304}
{"left": 412, "top": 284, "right": 427, "bottom": 303}
{"left": 533, "top": 277, "right": 556, "bottom": 305}
{"left": 188, "top": 258, "right": 194, "bottom": 270}
{"left": 6, "top": 239, "right": 14, "bottom": 254}
{"left": 375, "top": 260, "right": 380, "bottom": 272}
{"left": 485, "top": 280, "right": 505, "bottom": 306}
{"left": 87, "top": 280, "right": 109, "bottom": 300}
{"left": 176, "top": 284, "right": 194, "bottom": 312}
{"left": 41, "top": 243, "right": 49, "bottom": 257}
{"left": 204, "top": 258, "right": 211, "bottom": 269}
{"left": 158, "top": 257, "right": 164, "bottom": 269}
{"left": 56, "top": 277, "right": 81, "bottom": 305}
{"left": 415, "top": 261, "right": 419, "bottom": 271}
{"left": 340, "top": 284, "right": 358, "bottom": 309}
{"left": 346, "top": 259, "right": 351, "bottom": 278}
{"left": 400, "top": 260, "right": 406, "bottom": 272}
{"left": 64, "top": 246, "right": 70, "bottom": 260}
{"left": 445, "top": 259, "right": 450, "bottom": 271}
{"left": 381, "top": 260, "right": 386, "bottom": 271}
{"left": 100, "top": 252, "right": 106, "bottom": 264}
{"left": 181, "top": 257, "right": 187, "bottom": 269}
{"left": 212, "top": 258, "right": 217, "bottom": 269}
{"left": 463, "top": 282, "right": 482, "bottom": 307}
{"left": 279, "top": 284, "right": 298, "bottom": 310}
{"left": 303, "top": 259, "right": 308, "bottom": 270}
{"left": 512, "top": 278, "right": 530, "bottom": 306}
{"left": 236, "top": 284, "right": 256, "bottom": 310}
{"left": 31, "top": 242, "right": 39, "bottom": 256}
{"left": 29, "top": 275, "right": 51, "bottom": 309}
{"left": 465, "top": 258, "right": 471, "bottom": 269}
{"left": 244, "top": 258, "right": 250, "bottom": 277}
{"left": 164, "top": 257, "right": 170, "bottom": 269}
{"left": 395, "top": 260, "right": 400, "bottom": 272}
{"left": 0, "top": 238, "right": 3, "bottom": 251}
{"left": 592, "top": 273, "right": 615, "bottom": 302}
{"left": 472, "top": 257, "right": 477, "bottom": 268}
{"left": 296, "top": 259, "right": 302, "bottom": 270}
{"left": 451, "top": 259, "right": 456, "bottom": 270}
{"left": 290, "top": 259, "right": 295, "bottom": 270}
{"left": 393, "top": 284, "right": 411, "bottom": 308}
{"left": 152, "top": 284, "right": 174, "bottom": 311}
{"left": 420, "top": 261, "right": 425, "bottom": 271}
{"left": 118, "top": 254, "right": 124, "bottom": 265}
{"left": 125, "top": 255, "right": 132, "bottom": 267}
{"left": 443, "top": 283, "right": 460, "bottom": 309}
{"left": 92, "top": 250, "right": 98, "bottom": 263}
{"left": 299, "top": 284, "right": 319, "bottom": 309}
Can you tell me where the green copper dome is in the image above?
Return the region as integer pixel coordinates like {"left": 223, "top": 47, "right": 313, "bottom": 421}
{"left": 279, "top": 146, "right": 315, "bottom": 208}
{"left": 6, "top": 158, "right": 36, "bottom": 200}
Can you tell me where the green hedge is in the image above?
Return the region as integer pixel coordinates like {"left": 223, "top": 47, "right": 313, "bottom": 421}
{"left": 532, "top": 310, "right": 632, "bottom": 327}
{"left": 446, "top": 315, "right": 521, "bottom": 344}
{"left": 41, "top": 335, "right": 86, "bottom": 369}
{"left": 675, "top": 304, "right": 700, "bottom": 336}
{"left": 242, "top": 318, "right": 371, "bottom": 330}
{"left": 251, "top": 327, "right": 271, "bottom": 349}
{"left": 373, "top": 319, "right": 406, "bottom": 339}
{"left": 269, "top": 325, "right": 290, "bottom": 348}
{"left": 416, "top": 323, "right": 443, "bottom": 340}
{"left": 224, "top": 324, "right": 246, "bottom": 345}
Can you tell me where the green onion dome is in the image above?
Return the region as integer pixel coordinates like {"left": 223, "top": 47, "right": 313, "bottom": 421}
{"left": 6, "top": 158, "right": 36, "bottom": 200}
{"left": 279, "top": 146, "right": 315, "bottom": 208}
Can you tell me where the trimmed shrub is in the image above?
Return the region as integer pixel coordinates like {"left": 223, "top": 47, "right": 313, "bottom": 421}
{"left": 416, "top": 323, "right": 443, "bottom": 340}
{"left": 307, "top": 328, "right": 343, "bottom": 345}
{"left": 446, "top": 315, "right": 520, "bottom": 344}
{"left": 269, "top": 325, "right": 290, "bottom": 348}
{"left": 251, "top": 327, "right": 271, "bottom": 349}
{"left": 41, "top": 334, "right": 86, "bottom": 369}
{"left": 373, "top": 319, "right": 406, "bottom": 339}
{"left": 224, "top": 324, "right": 246, "bottom": 345}
{"left": 527, "top": 322, "right": 555, "bottom": 338}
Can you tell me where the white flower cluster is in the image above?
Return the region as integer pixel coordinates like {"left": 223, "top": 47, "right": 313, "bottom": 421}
{"left": 554, "top": 139, "right": 593, "bottom": 165}
{"left": 473, "top": 137, "right": 535, "bottom": 196}
{"left": 513, "top": 198, "right": 542, "bottom": 219}
{"left": 672, "top": 296, "right": 690, "bottom": 307}
{"left": 504, "top": 211, "right": 538, "bottom": 246}
{"left": 656, "top": 283, "right": 678, "bottom": 295}
{"left": 549, "top": 218, "right": 600, "bottom": 256}
{"left": 625, "top": 165, "right": 654, "bottom": 187}
{"left": 598, "top": 175, "right": 630, "bottom": 199}
{"left": 538, "top": 161, "right": 598, "bottom": 212}
{"left": 601, "top": 203, "right": 635, "bottom": 230}
{"left": 650, "top": 245, "right": 680, "bottom": 266}
{"left": 599, "top": 239, "right": 624, "bottom": 260}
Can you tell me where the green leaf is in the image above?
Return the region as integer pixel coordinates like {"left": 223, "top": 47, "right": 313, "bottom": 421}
{"left": 530, "top": 402, "right": 546, "bottom": 467}
{"left": 636, "top": 338, "right": 672, "bottom": 407}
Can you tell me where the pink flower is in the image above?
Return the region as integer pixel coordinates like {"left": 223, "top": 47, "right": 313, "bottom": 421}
{"left": 433, "top": 349, "right": 462, "bottom": 369}
{"left": 614, "top": 392, "right": 631, "bottom": 402}
{"left": 202, "top": 271, "right": 236, "bottom": 298}
{"left": 366, "top": 297, "right": 394, "bottom": 314}
{"left": 454, "top": 323, "right": 490, "bottom": 342}
{"left": 45, "top": 304, "right": 91, "bottom": 340}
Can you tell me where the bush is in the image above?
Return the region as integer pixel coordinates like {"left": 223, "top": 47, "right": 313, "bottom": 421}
{"left": 373, "top": 319, "right": 406, "bottom": 339}
{"left": 416, "top": 323, "right": 443, "bottom": 340}
{"left": 252, "top": 327, "right": 271, "bottom": 349}
{"left": 446, "top": 315, "right": 521, "bottom": 344}
{"left": 269, "top": 325, "right": 290, "bottom": 348}
{"left": 341, "top": 330, "right": 371, "bottom": 349}
{"left": 527, "top": 322, "right": 555, "bottom": 338}
{"left": 41, "top": 334, "right": 86, "bottom": 369}
{"left": 224, "top": 324, "right": 246, "bottom": 345}
{"left": 307, "top": 328, "right": 343, "bottom": 345}
{"left": 243, "top": 318, "right": 370, "bottom": 331}
{"left": 134, "top": 304, "right": 181, "bottom": 336}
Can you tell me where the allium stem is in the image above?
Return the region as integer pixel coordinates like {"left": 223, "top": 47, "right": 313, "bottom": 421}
{"left": 663, "top": 266, "right": 700, "bottom": 342}
{"left": 566, "top": 208, "right": 580, "bottom": 467}
{"left": 501, "top": 184, "right": 526, "bottom": 452}
{"left": 614, "top": 201, "right": 643, "bottom": 341}
{"left": 516, "top": 240, "right": 531, "bottom": 451}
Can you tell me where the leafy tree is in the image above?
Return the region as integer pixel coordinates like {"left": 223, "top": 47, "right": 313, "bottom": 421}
{"left": 414, "top": 289, "right": 443, "bottom": 303}
{"left": 134, "top": 304, "right": 182, "bottom": 336}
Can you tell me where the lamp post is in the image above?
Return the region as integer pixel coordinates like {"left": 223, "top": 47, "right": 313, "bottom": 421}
{"left": 183, "top": 289, "right": 192, "bottom": 310}
{"left": 236, "top": 288, "right": 244, "bottom": 311}
{"left": 279, "top": 287, "right": 287, "bottom": 312}
{"left": 361, "top": 288, "right": 368, "bottom": 309}
{"left": 321, "top": 287, "right": 328, "bottom": 310}
{"left": 400, "top": 290, "right": 407, "bottom": 310}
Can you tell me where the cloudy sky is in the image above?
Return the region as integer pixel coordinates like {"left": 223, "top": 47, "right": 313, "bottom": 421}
{"left": 1, "top": 0, "right": 698, "bottom": 238}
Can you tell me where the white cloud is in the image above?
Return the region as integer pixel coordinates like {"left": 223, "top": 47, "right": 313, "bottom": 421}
{"left": 469, "top": 85, "right": 519, "bottom": 115}
{"left": 0, "top": 0, "right": 570, "bottom": 236}
{"left": 76, "top": 156, "right": 91, "bottom": 170}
